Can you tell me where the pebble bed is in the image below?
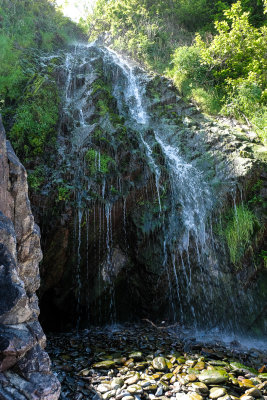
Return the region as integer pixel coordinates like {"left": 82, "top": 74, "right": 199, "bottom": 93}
{"left": 46, "top": 324, "right": 267, "bottom": 400}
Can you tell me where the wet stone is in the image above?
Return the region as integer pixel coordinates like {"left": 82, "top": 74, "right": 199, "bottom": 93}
{"left": 129, "top": 352, "right": 143, "bottom": 360}
{"left": 45, "top": 324, "right": 267, "bottom": 400}
{"left": 93, "top": 360, "right": 116, "bottom": 369}
{"left": 103, "top": 390, "right": 116, "bottom": 400}
{"left": 209, "top": 387, "right": 227, "bottom": 399}
{"left": 199, "top": 370, "right": 228, "bottom": 384}
{"left": 240, "top": 396, "right": 255, "bottom": 400}
{"left": 98, "top": 383, "right": 112, "bottom": 393}
{"left": 187, "top": 393, "right": 203, "bottom": 400}
{"left": 125, "top": 374, "right": 140, "bottom": 385}
{"left": 194, "top": 362, "right": 205, "bottom": 371}
{"left": 190, "top": 382, "right": 209, "bottom": 394}
{"left": 153, "top": 357, "right": 167, "bottom": 371}
{"left": 245, "top": 388, "right": 263, "bottom": 398}
{"left": 127, "top": 384, "right": 143, "bottom": 394}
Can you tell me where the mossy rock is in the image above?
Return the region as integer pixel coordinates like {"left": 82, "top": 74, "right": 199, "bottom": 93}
{"left": 199, "top": 369, "right": 229, "bottom": 384}
{"left": 92, "top": 360, "right": 115, "bottom": 369}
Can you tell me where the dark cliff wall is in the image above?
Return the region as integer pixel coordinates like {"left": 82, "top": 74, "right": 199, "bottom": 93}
{"left": 0, "top": 115, "right": 60, "bottom": 399}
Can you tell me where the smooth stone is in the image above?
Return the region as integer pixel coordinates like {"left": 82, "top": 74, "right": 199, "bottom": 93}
{"left": 125, "top": 359, "right": 135, "bottom": 368}
{"left": 186, "top": 360, "right": 196, "bottom": 367}
{"left": 155, "top": 386, "right": 164, "bottom": 397}
{"left": 245, "top": 388, "right": 262, "bottom": 398}
{"left": 199, "top": 370, "right": 228, "bottom": 384}
{"left": 116, "top": 392, "right": 131, "bottom": 400}
{"left": 177, "top": 358, "right": 186, "bottom": 365}
{"left": 191, "top": 382, "right": 209, "bottom": 394}
{"left": 217, "top": 395, "right": 231, "bottom": 400}
{"left": 187, "top": 374, "right": 197, "bottom": 382}
{"left": 153, "top": 358, "right": 167, "bottom": 371}
{"left": 149, "top": 395, "right": 156, "bottom": 400}
{"left": 140, "top": 381, "right": 152, "bottom": 388}
{"left": 174, "top": 366, "right": 183, "bottom": 375}
{"left": 112, "top": 378, "right": 124, "bottom": 388}
{"left": 188, "top": 369, "right": 201, "bottom": 376}
{"left": 125, "top": 374, "right": 140, "bottom": 385}
{"left": 240, "top": 396, "right": 254, "bottom": 400}
{"left": 98, "top": 384, "right": 112, "bottom": 393}
{"left": 187, "top": 393, "right": 203, "bottom": 400}
{"left": 258, "top": 374, "right": 267, "bottom": 379}
{"left": 129, "top": 352, "right": 143, "bottom": 360}
{"left": 121, "top": 397, "right": 134, "bottom": 400}
{"left": 209, "top": 361, "right": 228, "bottom": 367}
{"left": 127, "top": 385, "right": 143, "bottom": 394}
{"left": 210, "top": 387, "right": 227, "bottom": 399}
{"left": 103, "top": 390, "right": 116, "bottom": 400}
{"left": 162, "top": 373, "right": 174, "bottom": 381}
{"left": 93, "top": 360, "right": 116, "bottom": 369}
{"left": 194, "top": 362, "right": 205, "bottom": 371}
{"left": 143, "top": 384, "right": 157, "bottom": 391}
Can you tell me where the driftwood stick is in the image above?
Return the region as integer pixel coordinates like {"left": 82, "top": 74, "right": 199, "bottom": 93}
{"left": 142, "top": 318, "right": 180, "bottom": 330}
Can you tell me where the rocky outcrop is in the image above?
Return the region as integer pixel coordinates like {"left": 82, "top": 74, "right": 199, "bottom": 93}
{"left": 0, "top": 115, "right": 60, "bottom": 399}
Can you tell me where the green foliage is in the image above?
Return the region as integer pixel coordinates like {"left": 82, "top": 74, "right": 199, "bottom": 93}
{"left": 168, "top": 1, "right": 267, "bottom": 142}
{"left": 85, "top": 149, "right": 115, "bottom": 175}
{"left": 27, "top": 166, "right": 45, "bottom": 191}
{"left": 9, "top": 68, "right": 60, "bottom": 160}
{"left": 57, "top": 185, "right": 72, "bottom": 202}
{"left": 169, "top": 45, "right": 223, "bottom": 114}
{"left": 84, "top": 0, "right": 265, "bottom": 73}
{"left": 0, "top": 0, "right": 85, "bottom": 160}
{"left": 223, "top": 205, "right": 257, "bottom": 266}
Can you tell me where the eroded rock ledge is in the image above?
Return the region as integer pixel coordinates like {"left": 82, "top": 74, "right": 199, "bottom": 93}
{"left": 0, "top": 115, "right": 60, "bottom": 399}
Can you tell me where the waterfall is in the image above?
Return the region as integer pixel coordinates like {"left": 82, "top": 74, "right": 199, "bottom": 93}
{"left": 50, "top": 42, "right": 263, "bottom": 332}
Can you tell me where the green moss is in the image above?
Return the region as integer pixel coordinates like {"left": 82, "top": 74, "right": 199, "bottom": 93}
{"left": 85, "top": 149, "right": 115, "bottom": 175}
{"left": 224, "top": 205, "right": 258, "bottom": 267}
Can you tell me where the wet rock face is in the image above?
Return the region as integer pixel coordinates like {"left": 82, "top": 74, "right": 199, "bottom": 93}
{"left": 35, "top": 44, "right": 266, "bottom": 332}
{"left": 0, "top": 116, "right": 60, "bottom": 399}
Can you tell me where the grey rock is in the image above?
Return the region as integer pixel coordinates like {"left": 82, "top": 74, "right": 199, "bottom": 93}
{"left": 0, "top": 115, "right": 60, "bottom": 398}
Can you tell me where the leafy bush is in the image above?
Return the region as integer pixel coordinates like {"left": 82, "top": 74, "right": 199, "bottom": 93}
{"left": 168, "top": 1, "right": 266, "bottom": 142}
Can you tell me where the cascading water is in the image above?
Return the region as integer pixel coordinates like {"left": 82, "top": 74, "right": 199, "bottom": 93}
{"left": 42, "top": 42, "right": 265, "bottom": 334}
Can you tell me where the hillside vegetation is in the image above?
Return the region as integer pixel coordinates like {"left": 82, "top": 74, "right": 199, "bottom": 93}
{"left": 0, "top": 0, "right": 85, "bottom": 161}
{"left": 83, "top": 0, "right": 267, "bottom": 143}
